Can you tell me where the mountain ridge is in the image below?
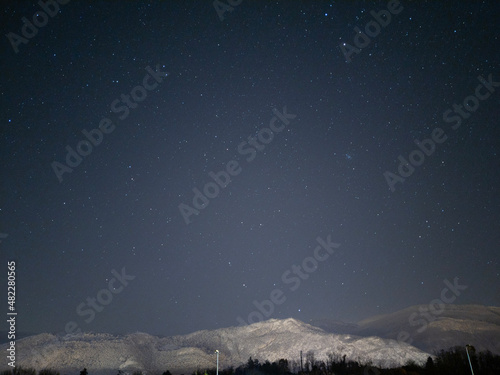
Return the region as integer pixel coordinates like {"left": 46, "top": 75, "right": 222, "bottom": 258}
{"left": 1, "top": 317, "right": 429, "bottom": 374}
{"left": 310, "top": 304, "right": 500, "bottom": 356}
{"left": 3, "top": 305, "right": 498, "bottom": 374}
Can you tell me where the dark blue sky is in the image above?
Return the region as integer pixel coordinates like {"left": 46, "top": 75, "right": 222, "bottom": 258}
{"left": 1, "top": 0, "right": 499, "bottom": 337}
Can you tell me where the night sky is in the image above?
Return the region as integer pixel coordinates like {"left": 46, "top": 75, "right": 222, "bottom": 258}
{"left": 1, "top": 1, "right": 499, "bottom": 338}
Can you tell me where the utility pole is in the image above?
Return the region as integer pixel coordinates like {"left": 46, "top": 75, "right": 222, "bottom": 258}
{"left": 215, "top": 350, "right": 219, "bottom": 375}
{"left": 465, "top": 345, "right": 475, "bottom": 375}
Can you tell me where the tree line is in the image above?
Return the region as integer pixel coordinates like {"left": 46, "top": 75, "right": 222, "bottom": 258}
{"left": 2, "top": 346, "right": 500, "bottom": 375}
{"left": 193, "top": 346, "right": 500, "bottom": 375}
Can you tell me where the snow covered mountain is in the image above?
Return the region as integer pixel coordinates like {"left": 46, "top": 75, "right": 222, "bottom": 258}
{"left": 311, "top": 304, "right": 500, "bottom": 356}
{"left": 0, "top": 318, "right": 430, "bottom": 375}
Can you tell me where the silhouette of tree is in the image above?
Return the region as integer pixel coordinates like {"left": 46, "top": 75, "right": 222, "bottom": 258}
{"left": 246, "top": 357, "right": 260, "bottom": 370}
{"left": 11, "top": 368, "right": 36, "bottom": 375}
{"left": 305, "top": 351, "right": 315, "bottom": 373}
{"left": 195, "top": 348, "right": 500, "bottom": 375}
{"left": 38, "top": 370, "right": 59, "bottom": 375}
{"left": 278, "top": 359, "right": 289, "bottom": 375}
{"left": 424, "top": 356, "right": 435, "bottom": 375}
